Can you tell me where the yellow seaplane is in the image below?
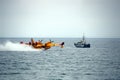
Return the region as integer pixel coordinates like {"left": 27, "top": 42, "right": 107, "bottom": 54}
{"left": 20, "top": 38, "right": 64, "bottom": 50}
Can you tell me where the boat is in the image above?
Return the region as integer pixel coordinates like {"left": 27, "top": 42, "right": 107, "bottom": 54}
{"left": 74, "top": 35, "right": 90, "bottom": 48}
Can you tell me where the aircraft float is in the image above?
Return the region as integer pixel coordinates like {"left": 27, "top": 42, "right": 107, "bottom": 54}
{"left": 20, "top": 38, "right": 64, "bottom": 50}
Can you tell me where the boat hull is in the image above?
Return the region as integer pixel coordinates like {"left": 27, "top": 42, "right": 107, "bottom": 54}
{"left": 74, "top": 43, "right": 90, "bottom": 48}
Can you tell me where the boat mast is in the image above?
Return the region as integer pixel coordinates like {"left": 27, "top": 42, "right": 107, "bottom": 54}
{"left": 83, "top": 34, "right": 85, "bottom": 41}
{"left": 83, "top": 33, "right": 86, "bottom": 44}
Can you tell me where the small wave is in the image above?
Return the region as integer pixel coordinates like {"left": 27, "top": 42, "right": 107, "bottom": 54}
{"left": 0, "top": 41, "right": 42, "bottom": 51}
{"left": 0, "top": 72, "right": 21, "bottom": 75}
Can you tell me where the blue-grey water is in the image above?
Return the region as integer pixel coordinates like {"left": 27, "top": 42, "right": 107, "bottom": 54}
{"left": 0, "top": 38, "right": 120, "bottom": 80}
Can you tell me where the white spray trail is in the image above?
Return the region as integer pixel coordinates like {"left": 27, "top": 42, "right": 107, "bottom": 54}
{"left": 0, "top": 41, "right": 42, "bottom": 51}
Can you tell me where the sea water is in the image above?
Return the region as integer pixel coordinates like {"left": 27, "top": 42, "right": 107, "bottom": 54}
{"left": 0, "top": 38, "right": 120, "bottom": 80}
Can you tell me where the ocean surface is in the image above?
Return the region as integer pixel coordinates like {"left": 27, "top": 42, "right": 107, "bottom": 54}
{"left": 0, "top": 38, "right": 120, "bottom": 80}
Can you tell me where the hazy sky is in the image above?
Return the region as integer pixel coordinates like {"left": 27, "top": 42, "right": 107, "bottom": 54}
{"left": 0, "top": 0, "right": 120, "bottom": 38}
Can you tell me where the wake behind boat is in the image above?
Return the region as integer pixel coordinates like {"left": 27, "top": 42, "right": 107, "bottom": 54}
{"left": 74, "top": 35, "right": 90, "bottom": 48}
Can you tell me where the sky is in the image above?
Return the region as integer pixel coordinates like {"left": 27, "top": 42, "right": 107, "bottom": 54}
{"left": 0, "top": 0, "right": 120, "bottom": 38}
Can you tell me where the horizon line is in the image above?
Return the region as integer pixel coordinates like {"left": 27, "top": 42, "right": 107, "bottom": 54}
{"left": 0, "top": 37, "right": 120, "bottom": 38}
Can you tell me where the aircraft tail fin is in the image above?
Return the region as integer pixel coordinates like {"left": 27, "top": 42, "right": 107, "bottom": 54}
{"left": 60, "top": 42, "right": 64, "bottom": 48}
